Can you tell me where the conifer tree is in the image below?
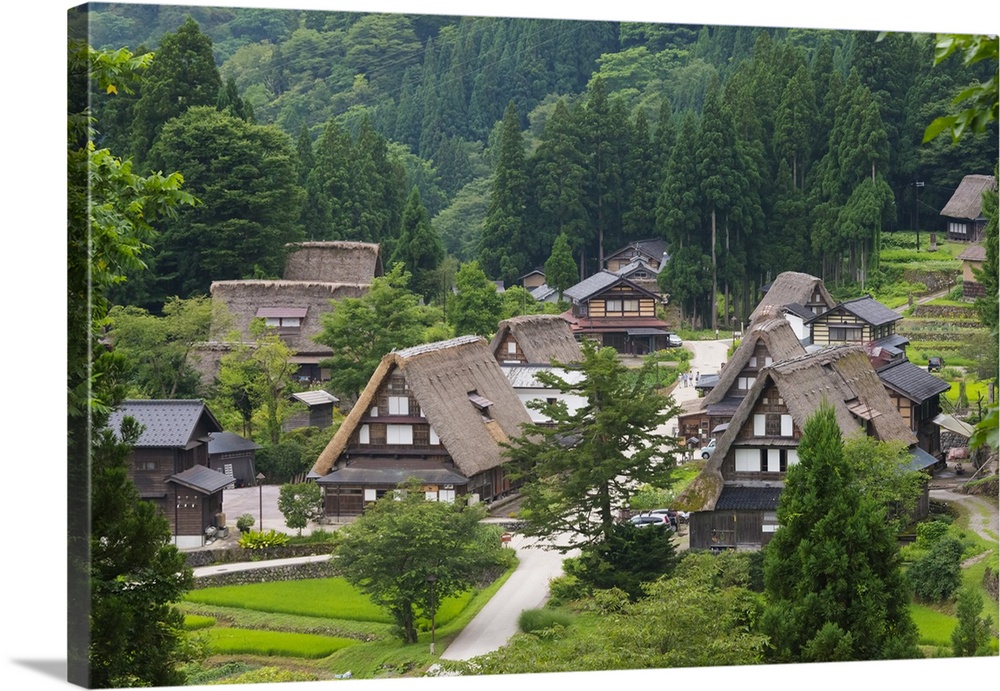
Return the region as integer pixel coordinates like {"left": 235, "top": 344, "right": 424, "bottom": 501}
{"left": 544, "top": 233, "right": 578, "bottom": 302}
{"left": 479, "top": 101, "right": 527, "bottom": 284}
{"left": 390, "top": 186, "right": 444, "bottom": 302}
{"left": 449, "top": 260, "right": 503, "bottom": 338}
{"left": 130, "top": 17, "right": 222, "bottom": 166}
{"left": 762, "top": 403, "right": 920, "bottom": 662}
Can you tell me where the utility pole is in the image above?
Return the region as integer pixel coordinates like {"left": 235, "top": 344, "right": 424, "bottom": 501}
{"left": 915, "top": 180, "right": 924, "bottom": 252}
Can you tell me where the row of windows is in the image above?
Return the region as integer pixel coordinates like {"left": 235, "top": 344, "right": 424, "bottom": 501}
{"left": 605, "top": 298, "right": 640, "bottom": 313}
{"left": 829, "top": 326, "right": 863, "bottom": 341}
{"left": 264, "top": 317, "right": 301, "bottom": 328}
{"left": 949, "top": 221, "right": 968, "bottom": 235}
{"left": 734, "top": 447, "right": 799, "bottom": 472}
{"left": 753, "top": 413, "right": 793, "bottom": 437}
{"left": 358, "top": 423, "right": 441, "bottom": 445}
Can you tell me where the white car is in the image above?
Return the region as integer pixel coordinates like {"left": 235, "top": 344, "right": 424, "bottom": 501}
{"left": 666, "top": 333, "right": 683, "bottom": 347}
{"left": 700, "top": 438, "right": 716, "bottom": 459}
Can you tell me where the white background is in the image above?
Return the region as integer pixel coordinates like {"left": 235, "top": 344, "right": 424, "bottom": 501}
{"left": 4, "top": 0, "right": 997, "bottom": 689}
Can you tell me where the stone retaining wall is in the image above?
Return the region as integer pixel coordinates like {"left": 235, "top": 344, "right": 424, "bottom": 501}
{"left": 185, "top": 543, "right": 335, "bottom": 568}
{"left": 192, "top": 559, "right": 340, "bottom": 589}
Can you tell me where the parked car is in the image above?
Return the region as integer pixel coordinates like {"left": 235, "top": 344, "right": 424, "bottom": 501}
{"left": 700, "top": 438, "right": 717, "bottom": 459}
{"left": 666, "top": 333, "right": 683, "bottom": 347}
{"left": 628, "top": 514, "right": 674, "bottom": 530}
{"left": 646, "top": 508, "right": 681, "bottom": 529}
{"left": 927, "top": 356, "right": 944, "bottom": 372}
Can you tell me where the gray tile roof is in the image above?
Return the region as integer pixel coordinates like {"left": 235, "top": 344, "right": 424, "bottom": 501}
{"left": 837, "top": 296, "right": 901, "bottom": 326}
{"left": 208, "top": 431, "right": 262, "bottom": 455}
{"left": 167, "top": 465, "right": 234, "bottom": 494}
{"left": 877, "top": 359, "right": 950, "bottom": 402}
{"left": 714, "top": 486, "right": 783, "bottom": 511}
{"left": 107, "top": 400, "right": 221, "bottom": 448}
{"left": 291, "top": 390, "right": 339, "bottom": 406}
{"left": 907, "top": 446, "right": 940, "bottom": 472}
{"left": 563, "top": 270, "right": 621, "bottom": 302}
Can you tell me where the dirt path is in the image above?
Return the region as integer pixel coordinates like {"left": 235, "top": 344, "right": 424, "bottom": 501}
{"left": 928, "top": 476, "right": 999, "bottom": 567}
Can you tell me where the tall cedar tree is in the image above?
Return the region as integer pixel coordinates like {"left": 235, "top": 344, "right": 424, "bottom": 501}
{"left": 529, "top": 98, "right": 589, "bottom": 273}
{"left": 130, "top": 17, "right": 221, "bottom": 166}
{"left": 334, "top": 481, "right": 493, "bottom": 644}
{"left": 68, "top": 38, "right": 197, "bottom": 687}
{"left": 503, "top": 339, "right": 682, "bottom": 552}
{"left": 390, "top": 186, "right": 444, "bottom": 302}
{"left": 145, "top": 106, "right": 304, "bottom": 300}
{"left": 583, "top": 77, "right": 625, "bottom": 269}
{"left": 761, "top": 402, "right": 920, "bottom": 662}
{"left": 304, "top": 117, "right": 353, "bottom": 239}
{"left": 544, "top": 233, "right": 578, "bottom": 302}
{"left": 479, "top": 101, "right": 527, "bottom": 284}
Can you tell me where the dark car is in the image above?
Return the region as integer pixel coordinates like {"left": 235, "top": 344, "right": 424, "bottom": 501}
{"left": 927, "top": 356, "right": 944, "bottom": 372}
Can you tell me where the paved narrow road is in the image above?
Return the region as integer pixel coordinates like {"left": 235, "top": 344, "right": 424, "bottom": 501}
{"left": 439, "top": 532, "right": 577, "bottom": 661}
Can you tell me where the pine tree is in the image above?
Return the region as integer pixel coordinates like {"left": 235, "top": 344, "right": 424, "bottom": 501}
{"left": 130, "top": 17, "right": 222, "bottom": 166}
{"left": 529, "top": 98, "right": 589, "bottom": 272}
{"left": 762, "top": 402, "right": 920, "bottom": 662}
{"left": 544, "top": 233, "right": 578, "bottom": 302}
{"left": 479, "top": 101, "right": 527, "bottom": 284}
{"left": 390, "top": 186, "right": 444, "bottom": 302}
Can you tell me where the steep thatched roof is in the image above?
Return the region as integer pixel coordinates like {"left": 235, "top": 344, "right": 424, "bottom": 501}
{"left": 940, "top": 175, "right": 995, "bottom": 220}
{"left": 489, "top": 314, "right": 583, "bottom": 364}
{"left": 283, "top": 241, "right": 383, "bottom": 283}
{"left": 703, "top": 318, "right": 805, "bottom": 405}
{"left": 210, "top": 280, "right": 368, "bottom": 350}
{"left": 749, "top": 271, "right": 835, "bottom": 323}
{"left": 311, "top": 336, "right": 533, "bottom": 479}
{"left": 677, "top": 345, "right": 916, "bottom": 511}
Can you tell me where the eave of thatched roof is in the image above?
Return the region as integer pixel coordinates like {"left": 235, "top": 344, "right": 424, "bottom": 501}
{"left": 490, "top": 314, "right": 583, "bottom": 364}
{"left": 940, "top": 175, "right": 996, "bottom": 220}
{"left": 311, "top": 336, "right": 533, "bottom": 479}
{"left": 703, "top": 318, "right": 805, "bottom": 406}
{"left": 749, "top": 271, "right": 834, "bottom": 323}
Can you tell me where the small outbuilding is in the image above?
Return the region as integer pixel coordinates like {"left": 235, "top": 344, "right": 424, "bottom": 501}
{"left": 207, "top": 431, "right": 262, "bottom": 488}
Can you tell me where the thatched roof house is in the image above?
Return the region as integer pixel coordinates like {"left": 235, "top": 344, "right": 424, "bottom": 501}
{"left": 309, "top": 336, "right": 533, "bottom": 518}
{"left": 941, "top": 174, "right": 995, "bottom": 242}
{"left": 677, "top": 318, "right": 807, "bottom": 443}
{"left": 490, "top": 314, "right": 583, "bottom": 365}
{"left": 282, "top": 241, "right": 383, "bottom": 283}
{"left": 749, "top": 271, "right": 836, "bottom": 325}
{"left": 677, "top": 345, "right": 918, "bottom": 551}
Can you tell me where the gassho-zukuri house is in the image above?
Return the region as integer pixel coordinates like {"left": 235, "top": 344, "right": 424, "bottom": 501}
{"left": 675, "top": 344, "right": 931, "bottom": 552}
{"left": 308, "top": 335, "right": 533, "bottom": 520}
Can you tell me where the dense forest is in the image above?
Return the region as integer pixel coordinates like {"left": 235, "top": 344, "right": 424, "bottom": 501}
{"left": 73, "top": 3, "right": 998, "bottom": 329}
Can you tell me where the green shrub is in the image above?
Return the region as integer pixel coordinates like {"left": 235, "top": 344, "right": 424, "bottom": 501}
{"left": 547, "top": 574, "right": 589, "bottom": 606}
{"left": 908, "top": 535, "right": 964, "bottom": 602}
{"left": 216, "top": 666, "right": 319, "bottom": 684}
{"left": 236, "top": 513, "right": 255, "bottom": 533}
{"left": 518, "top": 608, "right": 572, "bottom": 634}
{"left": 238, "top": 529, "right": 290, "bottom": 550}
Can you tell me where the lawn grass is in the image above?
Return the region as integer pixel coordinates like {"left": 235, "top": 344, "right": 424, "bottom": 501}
{"left": 184, "top": 577, "right": 470, "bottom": 627}
{"left": 206, "top": 627, "right": 359, "bottom": 658}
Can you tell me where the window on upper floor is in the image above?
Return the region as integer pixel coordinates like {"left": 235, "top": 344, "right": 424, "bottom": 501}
{"left": 753, "top": 413, "right": 793, "bottom": 437}
{"left": 386, "top": 424, "right": 413, "bottom": 445}
{"left": 388, "top": 396, "right": 409, "bottom": 416}
{"left": 829, "top": 326, "right": 862, "bottom": 341}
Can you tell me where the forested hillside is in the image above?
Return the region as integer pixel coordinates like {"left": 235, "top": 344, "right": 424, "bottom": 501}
{"left": 73, "top": 4, "right": 998, "bottom": 328}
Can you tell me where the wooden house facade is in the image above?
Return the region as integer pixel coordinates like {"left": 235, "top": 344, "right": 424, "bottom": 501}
{"left": 561, "top": 271, "right": 672, "bottom": 354}
{"left": 876, "top": 359, "right": 950, "bottom": 459}
{"left": 957, "top": 243, "right": 987, "bottom": 300}
{"left": 107, "top": 400, "right": 231, "bottom": 548}
{"left": 677, "top": 317, "right": 806, "bottom": 444}
{"left": 940, "top": 174, "right": 995, "bottom": 242}
{"left": 808, "top": 296, "right": 908, "bottom": 361}
{"left": 676, "top": 346, "right": 919, "bottom": 552}
{"left": 207, "top": 431, "right": 261, "bottom": 488}
{"left": 309, "top": 336, "right": 533, "bottom": 520}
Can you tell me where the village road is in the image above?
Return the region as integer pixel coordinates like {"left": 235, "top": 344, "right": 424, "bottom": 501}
{"left": 657, "top": 338, "right": 732, "bottom": 457}
{"left": 439, "top": 530, "right": 578, "bottom": 661}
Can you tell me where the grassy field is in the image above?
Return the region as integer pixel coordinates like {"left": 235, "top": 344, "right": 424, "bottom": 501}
{"left": 178, "top": 562, "right": 518, "bottom": 682}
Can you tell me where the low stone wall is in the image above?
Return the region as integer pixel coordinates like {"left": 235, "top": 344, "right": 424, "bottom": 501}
{"left": 185, "top": 543, "right": 336, "bottom": 568}
{"left": 903, "top": 268, "right": 958, "bottom": 294}
{"left": 192, "top": 558, "right": 340, "bottom": 589}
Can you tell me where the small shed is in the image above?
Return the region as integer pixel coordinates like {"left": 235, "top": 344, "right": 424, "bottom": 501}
{"left": 956, "top": 243, "right": 987, "bottom": 299}
{"left": 286, "top": 390, "right": 340, "bottom": 431}
{"left": 207, "top": 431, "right": 262, "bottom": 488}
